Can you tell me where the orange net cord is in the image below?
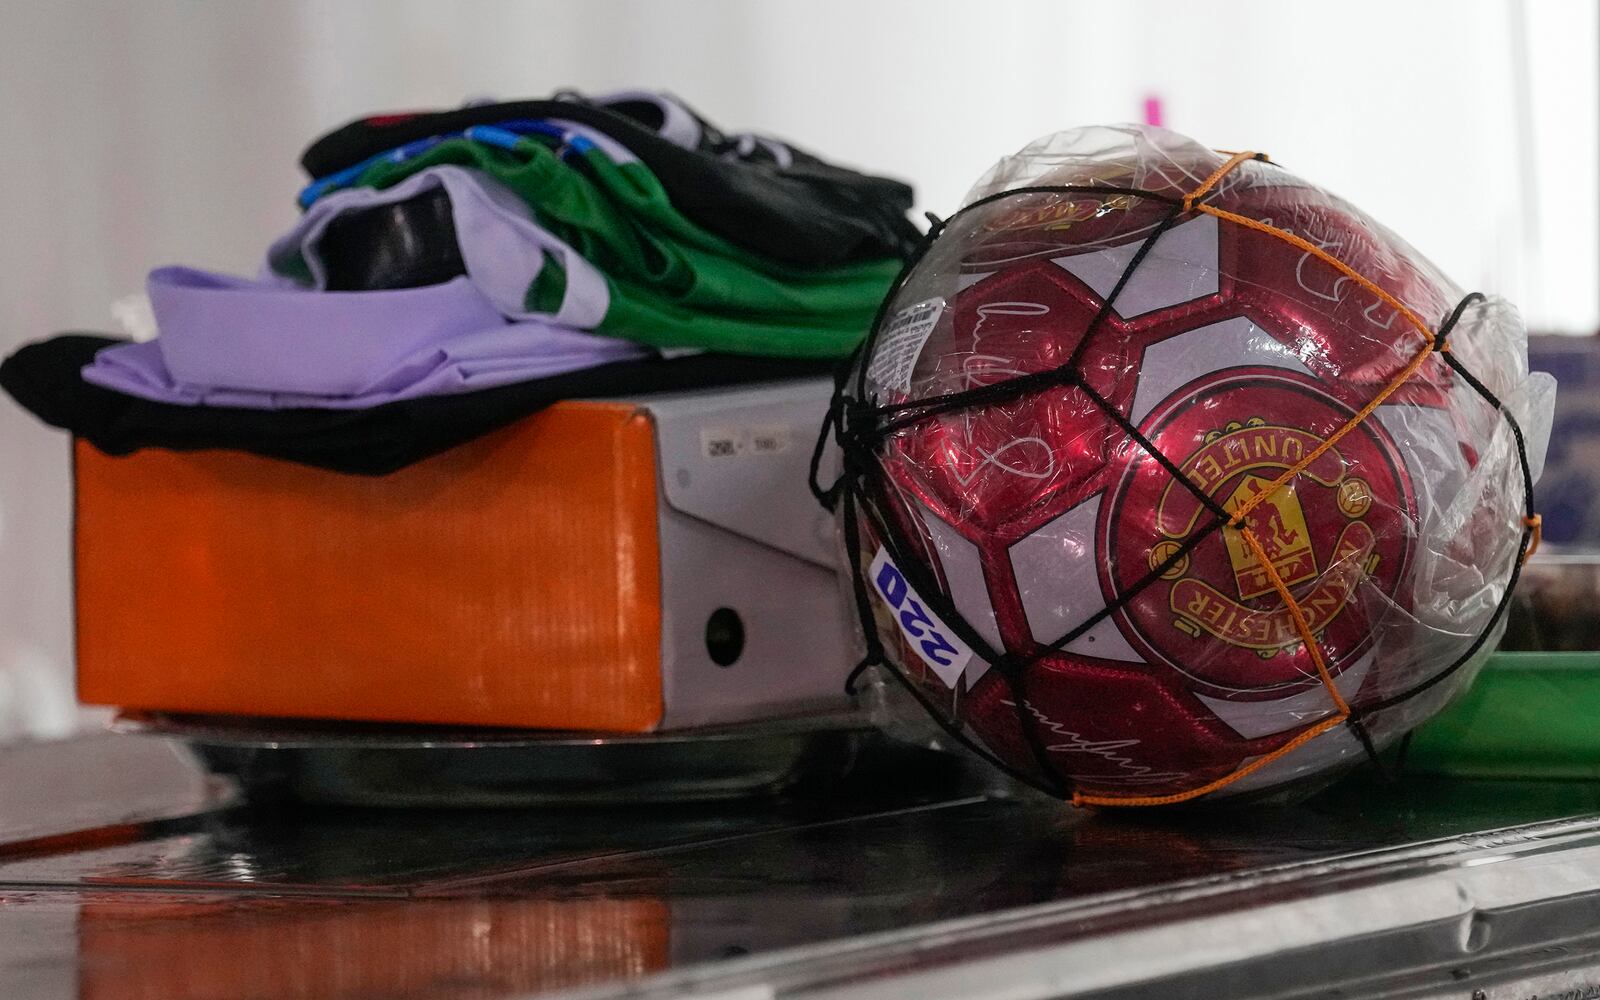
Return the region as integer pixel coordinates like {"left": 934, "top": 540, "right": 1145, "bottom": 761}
{"left": 1076, "top": 147, "right": 1534, "bottom": 808}
{"left": 1183, "top": 150, "right": 1266, "bottom": 212}
{"left": 1074, "top": 527, "right": 1350, "bottom": 807}
{"left": 1237, "top": 528, "right": 1351, "bottom": 714}
{"left": 1199, "top": 204, "right": 1439, "bottom": 531}
{"left": 1072, "top": 715, "right": 1346, "bottom": 808}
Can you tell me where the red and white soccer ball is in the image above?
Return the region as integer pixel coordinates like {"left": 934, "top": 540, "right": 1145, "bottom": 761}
{"left": 850, "top": 126, "right": 1549, "bottom": 803}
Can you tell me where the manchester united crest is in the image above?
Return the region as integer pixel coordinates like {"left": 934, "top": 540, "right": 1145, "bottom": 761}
{"left": 1104, "top": 371, "right": 1416, "bottom": 693}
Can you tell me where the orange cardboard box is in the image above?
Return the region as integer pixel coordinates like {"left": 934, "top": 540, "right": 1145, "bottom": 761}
{"left": 74, "top": 380, "right": 850, "bottom": 732}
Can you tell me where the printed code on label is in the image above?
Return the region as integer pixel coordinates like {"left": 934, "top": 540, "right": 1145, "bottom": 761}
{"left": 701, "top": 424, "right": 791, "bottom": 459}
{"left": 865, "top": 298, "right": 944, "bottom": 396}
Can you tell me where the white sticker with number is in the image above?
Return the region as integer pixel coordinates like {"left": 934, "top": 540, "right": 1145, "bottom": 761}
{"left": 868, "top": 546, "right": 973, "bottom": 688}
{"left": 700, "top": 424, "right": 792, "bottom": 459}
{"left": 865, "top": 297, "right": 944, "bottom": 396}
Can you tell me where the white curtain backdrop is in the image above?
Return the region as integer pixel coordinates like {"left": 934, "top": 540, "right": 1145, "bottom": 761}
{"left": 1, "top": 0, "right": 1594, "bottom": 737}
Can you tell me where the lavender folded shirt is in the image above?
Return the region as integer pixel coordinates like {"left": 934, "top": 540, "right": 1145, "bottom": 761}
{"left": 271, "top": 165, "right": 612, "bottom": 328}
{"left": 81, "top": 268, "right": 646, "bottom": 410}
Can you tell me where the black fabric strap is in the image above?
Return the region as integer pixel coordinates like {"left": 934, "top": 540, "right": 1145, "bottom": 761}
{"left": 3, "top": 336, "right": 834, "bottom": 475}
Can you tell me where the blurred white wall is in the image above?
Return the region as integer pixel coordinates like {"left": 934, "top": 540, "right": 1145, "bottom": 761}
{"left": 0, "top": 0, "right": 1595, "bottom": 738}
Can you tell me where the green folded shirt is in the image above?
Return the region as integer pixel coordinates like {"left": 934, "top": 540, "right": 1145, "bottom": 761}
{"left": 289, "top": 131, "right": 901, "bottom": 358}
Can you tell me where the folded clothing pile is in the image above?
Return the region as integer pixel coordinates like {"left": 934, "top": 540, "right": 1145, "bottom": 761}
{"left": 2, "top": 89, "right": 917, "bottom": 472}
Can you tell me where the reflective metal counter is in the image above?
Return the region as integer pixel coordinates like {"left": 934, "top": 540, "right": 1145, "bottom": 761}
{"left": 4, "top": 727, "right": 1600, "bottom": 1000}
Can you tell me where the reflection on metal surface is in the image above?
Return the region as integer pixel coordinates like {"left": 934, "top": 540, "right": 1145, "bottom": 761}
{"left": 0, "top": 733, "right": 234, "bottom": 847}
{"left": 76, "top": 894, "right": 669, "bottom": 1000}
{"left": 4, "top": 733, "right": 1600, "bottom": 1000}
{"left": 561, "top": 811, "right": 1600, "bottom": 1000}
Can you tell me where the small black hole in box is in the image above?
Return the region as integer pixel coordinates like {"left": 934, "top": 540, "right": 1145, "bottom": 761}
{"left": 705, "top": 608, "right": 745, "bottom": 667}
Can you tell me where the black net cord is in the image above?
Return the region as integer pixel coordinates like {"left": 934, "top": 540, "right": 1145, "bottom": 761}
{"left": 829, "top": 184, "right": 1233, "bottom": 797}
{"left": 844, "top": 175, "right": 1261, "bottom": 801}
{"left": 816, "top": 178, "right": 1245, "bottom": 800}
{"left": 833, "top": 444, "right": 1058, "bottom": 792}
{"left": 1352, "top": 293, "right": 1537, "bottom": 718}
{"left": 813, "top": 173, "right": 1537, "bottom": 801}
{"left": 852, "top": 459, "right": 1071, "bottom": 792}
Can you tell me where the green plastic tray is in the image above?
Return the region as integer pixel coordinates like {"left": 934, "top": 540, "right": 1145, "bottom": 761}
{"left": 1402, "top": 652, "right": 1600, "bottom": 779}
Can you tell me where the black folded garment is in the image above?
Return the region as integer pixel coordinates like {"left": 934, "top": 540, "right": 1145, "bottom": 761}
{"left": 301, "top": 92, "right": 922, "bottom": 269}
{"left": 2, "top": 335, "right": 832, "bottom": 476}
{"left": 317, "top": 186, "right": 465, "bottom": 291}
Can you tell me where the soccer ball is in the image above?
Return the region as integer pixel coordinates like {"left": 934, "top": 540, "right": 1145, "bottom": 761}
{"left": 841, "top": 126, "right": 1549, "bottom": 804}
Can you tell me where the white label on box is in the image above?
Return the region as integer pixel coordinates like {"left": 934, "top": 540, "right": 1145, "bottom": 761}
{"left": 701, "top": 423, "right": 792, "bottom": 459}
{"left": 865, "top": 297, "right": 944, "bottom": 396}
{"left": 868, "top": 545, "right": 973, "bottom": 688}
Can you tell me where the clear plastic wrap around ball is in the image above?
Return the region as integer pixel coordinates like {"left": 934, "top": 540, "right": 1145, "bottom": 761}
{"left": 846, "top": 124, "right": 1556, "bottom": 804}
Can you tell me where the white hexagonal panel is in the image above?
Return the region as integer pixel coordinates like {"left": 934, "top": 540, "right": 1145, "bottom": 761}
{"left": 1052, "top": 213, "right": 1219, "bottom": 319}
{"left": 914, "top": 500, "right": 1002, "bottom": 688}
{"left": 1129, "top": 315, "right": 1316, "bottom": 425}
{"left": 1007, "top": 494, "right": 1144, "bottom": 663}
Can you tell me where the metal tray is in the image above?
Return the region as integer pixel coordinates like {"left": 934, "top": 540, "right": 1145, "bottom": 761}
{"left": 111, "top": 711, "right": 880, "bottom": 807}
{"left": 6, "top": 728, "right": 1600, "bottom": 1000}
